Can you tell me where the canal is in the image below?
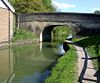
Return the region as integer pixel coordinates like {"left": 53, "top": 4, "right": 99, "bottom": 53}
{"left": 0, "top": 42, "right": 65, "bottom": 83}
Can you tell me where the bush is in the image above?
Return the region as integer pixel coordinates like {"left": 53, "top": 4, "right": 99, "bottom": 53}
{"left": 52, "top": 26, "right": 72, "bottom": 43}
{"left": 12, "top": 28, "right": 37, "bottom": 42}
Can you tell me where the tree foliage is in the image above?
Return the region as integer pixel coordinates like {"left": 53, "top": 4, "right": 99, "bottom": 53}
{"left": 9, "top": 0, "right": 56, "bottom": 13}
{"left": 94, "top": 10, "right": 100, "bottom": 14}
{"left": 42, "top": 0, "right": 55, "bottom": 11}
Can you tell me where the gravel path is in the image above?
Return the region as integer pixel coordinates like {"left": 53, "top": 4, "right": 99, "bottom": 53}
{"left": 74, "top": 45, "right": 97, "bottom": 83}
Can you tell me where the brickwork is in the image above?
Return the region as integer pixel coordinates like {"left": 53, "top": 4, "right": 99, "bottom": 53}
{"left": 0, "top": 8, "right": 9, "bottom": 43}
{"left": 19, "top": 13, "right": 100, "bottom": 23}
{"left": 0, "top": 8, "right": 14, "bottom": 44}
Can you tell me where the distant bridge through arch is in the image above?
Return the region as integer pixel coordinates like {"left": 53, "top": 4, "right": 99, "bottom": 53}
{"left": 18, "top": 12, "right": 100, "bottom": 41}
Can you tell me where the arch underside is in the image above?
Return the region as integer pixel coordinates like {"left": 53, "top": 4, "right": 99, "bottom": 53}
{"left": 41, "top": 25, "right": 73, "bottom": 42}
{"left": 42, "top": 25, "right": 56, "bottom": 42}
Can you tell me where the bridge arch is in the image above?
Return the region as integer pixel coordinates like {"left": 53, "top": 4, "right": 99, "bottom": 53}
{"left": 18, "top": 13, "right": 100, "bottom": 42}
{"left": 40, "top": 23, "right": 76, "bottom": 42}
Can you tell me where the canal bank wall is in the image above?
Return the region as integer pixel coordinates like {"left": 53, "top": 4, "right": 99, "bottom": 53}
{"left": 0, "top": 39, "right": 39, "bottom": 48}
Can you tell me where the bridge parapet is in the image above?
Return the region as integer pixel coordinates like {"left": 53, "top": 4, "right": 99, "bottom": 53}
{"left": 18, "top": 13, "right": 100, "bottom": 24}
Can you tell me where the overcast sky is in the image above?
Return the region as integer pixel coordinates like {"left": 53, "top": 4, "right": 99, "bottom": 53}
{"left": 52, "top": 0, "right": 100, "bottom": 13}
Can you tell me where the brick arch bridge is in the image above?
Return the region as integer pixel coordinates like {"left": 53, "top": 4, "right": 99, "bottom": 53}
{"left": 18, "top": 13, "right": 100, "bottom": 41}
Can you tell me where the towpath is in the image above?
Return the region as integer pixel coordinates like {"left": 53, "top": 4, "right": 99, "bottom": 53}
{"left": 74, "top": 45, "right": 97, "bottom": 83}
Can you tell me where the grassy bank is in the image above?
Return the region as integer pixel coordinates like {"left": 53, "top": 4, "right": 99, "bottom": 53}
{"left": 74, "top": 34, "right": 100, "bottom": 70}
{"left": 12, "top": 28, "right": 37, "bottom": 42}
{"left": 45, "top": 46, "right": 78, "bottom": 83}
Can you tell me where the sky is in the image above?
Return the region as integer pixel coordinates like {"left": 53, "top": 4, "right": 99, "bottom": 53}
{"left": 52, "top": 0, "right": 100, "bottom": 13}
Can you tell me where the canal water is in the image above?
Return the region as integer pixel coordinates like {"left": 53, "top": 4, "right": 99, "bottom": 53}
{"left": 0, "top": 42, "right": 65, "bottom": 83}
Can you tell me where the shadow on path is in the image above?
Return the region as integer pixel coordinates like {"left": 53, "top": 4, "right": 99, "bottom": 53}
{"left": 73, "top": 34, "right": 100, "bottom": 83}
{"left": 78, "top": 48, "right": 97, "bottom": 83}
{"left": 85, "top": 56, "right": 100, "bottom": 83}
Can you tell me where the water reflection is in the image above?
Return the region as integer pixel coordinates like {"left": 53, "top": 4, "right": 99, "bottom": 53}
{"left": 0, "top": 46, "right": 13, "bottom": 83}
{"left": 0, "top": 42, "right": 60, "bottom": 83}
{"left": 57, "top": 42, "right": 70, "bottom": 55}
{"left": 17, "top": 70, "right": 50, "bottom": 83}
{"left": 58, "top": 44, "right": 65, "bottom": 55}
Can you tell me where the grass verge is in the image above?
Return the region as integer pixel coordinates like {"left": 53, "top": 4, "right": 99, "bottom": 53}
{"left": 45, "top": 46, "right": 78, "bottom": 83}
{"left": 12, "top": 28, "right": 37, "bottom": 42}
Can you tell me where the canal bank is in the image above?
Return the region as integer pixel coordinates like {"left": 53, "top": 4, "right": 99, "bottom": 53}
{"left": 45, "top": 44, "right": 78, "bottom": 83}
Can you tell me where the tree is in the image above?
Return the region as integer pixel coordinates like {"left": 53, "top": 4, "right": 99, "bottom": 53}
{"left": 9, "top": 0, "right": 56, "bottom": 13}
{"left": 94, "top": 10, "right": 100, "bottom": 14}
{"left": 42, "top": 0, "right": 56, "bottom": 12}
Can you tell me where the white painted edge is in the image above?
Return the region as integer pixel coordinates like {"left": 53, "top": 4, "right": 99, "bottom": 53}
{"left": 0, "top": 0, "right": 15, "bottom": 12}
{"left": 40, "top": 31, "right": 43, "bottom": 42}
{"left": 0, "top": 0, "right": 7, "bottom": 9}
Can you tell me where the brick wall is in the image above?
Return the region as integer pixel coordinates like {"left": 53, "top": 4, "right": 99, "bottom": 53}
{"left": 0, "top": 8, "right": 9, "bottom": 43}
{"left": 0, "top": 8, "right": 14, "bottom": 44}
